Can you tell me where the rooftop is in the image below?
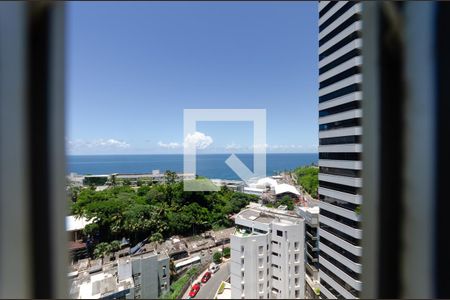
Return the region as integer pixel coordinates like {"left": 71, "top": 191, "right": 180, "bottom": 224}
{"left": 70, "top": 261, "right": 134, "bottom": 299}
{"left": 237, "top": 209, "right": 275, "bottom": 224}
{"left": 274, "top": 183, "right": 300, "bottom": 196}
{"left": 66, "top": 215, "right": 93, "bottom": 232}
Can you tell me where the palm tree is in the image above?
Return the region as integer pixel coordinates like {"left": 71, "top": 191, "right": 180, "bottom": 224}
{"left": 164, "top": 170, "right": 178, "bottom": 184}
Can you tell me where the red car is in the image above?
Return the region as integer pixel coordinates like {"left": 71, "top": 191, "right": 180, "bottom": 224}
{"left": 201, "top": 271, "right": 212, "bottom": 283}
{"left": 189, "top": 283, "right": 201, "bottom": 298}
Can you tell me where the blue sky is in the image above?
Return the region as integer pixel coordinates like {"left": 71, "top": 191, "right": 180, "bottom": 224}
{"left": 66, "top": 1, "right": 318, "bottom": 155}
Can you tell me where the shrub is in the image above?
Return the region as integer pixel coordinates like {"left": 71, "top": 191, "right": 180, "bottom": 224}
{"left": 223, "top": 247, "right": 230, "bottom": 258}
{"left": 213, "top": 251, "right": 222, "bottom": 264}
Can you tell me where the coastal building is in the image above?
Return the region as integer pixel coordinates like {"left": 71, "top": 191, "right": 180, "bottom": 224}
{"left": 296, "top": 206, "right": 320, "bottom": 299}
{"left": 274, "top": 183, "right": 301, "bottom": 200}
{"left": 67, "top": 171, "right": 195, "bottom": 187}
{"left": 66, "top": 215, "right": 93, "bottom": 261}
{"left": 243, "top": 176, "right": 300, "bottom": 201}
{"left": 230, "top": 203, "right": 304, "bottom": 299}
{"left": 69, "top": 251, "right": 170, "bottom": 299}
{"left": 317, "top": 1, "right": 363, "bottom": 299}
{"left": 211, "top": 179, "right": 245, "bottom": 192}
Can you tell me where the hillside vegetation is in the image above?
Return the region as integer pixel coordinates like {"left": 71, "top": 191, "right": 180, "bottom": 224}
{"left": 69, "top": 174, "right": 258, "bottom": 256}
{"left": 294, "top": 166, "right": 319, "bottom": 198}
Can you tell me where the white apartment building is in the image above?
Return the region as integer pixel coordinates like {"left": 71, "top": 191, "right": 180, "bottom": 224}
{"left": 230, "top": 205, "right": 304, "bottom": 299}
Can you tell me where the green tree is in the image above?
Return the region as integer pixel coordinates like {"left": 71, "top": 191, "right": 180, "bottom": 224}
{"left": 94, "top": 242, "right": 112, "bottom": 259}
{"left": 164, "top": 170, "right": 178, "bottom": 184}
{"left": 110, "top": 240, "right": 122, "bottom": 252}
{"left": 223, "top": 247, "right": 230, "bottom": 258}
{"left": 150, "top": 232, "right": 164, "bottom": 244}
{"left": 213, "top": 251, "right": 222, "bottom": 264}
{"left": 295, "top": 166, "right": 319, "bottom": 198}
{"left": 279, "top": 195, "right": 294, "bottom": 210}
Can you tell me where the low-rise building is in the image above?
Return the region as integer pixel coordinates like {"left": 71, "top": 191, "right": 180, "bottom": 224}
{"left": 69, "top": 250, "right": 170, "bottom": 299}
{"left": 296, "top": 206, "right": 320, "bottom": 299}
{"left": 211, "top": 179, "right": 245, "bottom": 192}
{"left": 66, "top": 215, "right": 93, "bottom": 261}
{"left": 230, "top": 204, "right": 305, "bottom": 299}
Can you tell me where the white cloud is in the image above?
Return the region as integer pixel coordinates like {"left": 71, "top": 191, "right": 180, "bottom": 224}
{"left": 225, "top": 143, "right": 242, "bottom": 151}
{"left": 184, "top": 131, "right": 213, "bottom": 150}
{"left": 97, "top": 139, "right": 130, "bottom": 148}
{"left": 253, "top": 143, "right": 269, "bottom": 150}
{"left": 157, "top": 141, "right": 181, "bottom": 149}
{"left": 66, "top": 138, "right": 130, "bottom": 153}
{"left": 68, "top": 138, "right": 130, "bottom": 149}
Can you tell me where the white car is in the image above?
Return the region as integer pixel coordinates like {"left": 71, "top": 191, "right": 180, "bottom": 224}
{"left": 209, "top": 263, "right": 220, "bottom": 273}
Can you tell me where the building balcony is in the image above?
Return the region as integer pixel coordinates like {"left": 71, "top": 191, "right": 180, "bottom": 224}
{"left": 319, "top": 173, "right": 362, "bottom": 188}
{"left": 320, "top": 255, "right": 362, "bottom": 291}
{"left": 319, "top": 143, "right": 362, "bottom": 153}
{"left": 319, "top": 108, "right": 363, "bottom": 125}
{"left": 318, "top": 200, "right": 361, "bottom": 222}
{"left": 320, "top": 214, "right": 362, "bottom": 239}
{"left": 318, "top": 125, "right": 362, "bottom": 139}
{"left": 319, "top": 159, "right": 362, "bottom": 170}
{"left": 319, "top": 227, "right": 362, "bottom": 257}
{"left": 320, "top": 242, "right": 362, "bottom": 274}
{"left": 319, "top": 3, "right": 362, "bottom": 41}
{"left": 306, "top": 230, "right": 318, "bottom": 240}
{"left": 307, "top": 251, "right": 318, "bottom": 262}
{"left": 307, "top": 241, "right": 319, "bottom": 251}
{"left": 319, "top": 19, "right": 362, "bottom": 54}
{"left": 318, "top": 186, "right": 362, "bottom": 205}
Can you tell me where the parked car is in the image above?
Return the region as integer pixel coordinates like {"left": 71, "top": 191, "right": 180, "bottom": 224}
{"left": 209, "top": 263, "right": 220, "bottom": 273}
{"left": 189, "top": 283, "right": 201, "bottom": 298}
{"left": 201, "top": 271, "right": 212, "bottom": 283}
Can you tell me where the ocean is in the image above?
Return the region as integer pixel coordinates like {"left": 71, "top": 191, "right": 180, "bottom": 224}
{"left": 67, "top": 153, "right": 318, "bottom": 180}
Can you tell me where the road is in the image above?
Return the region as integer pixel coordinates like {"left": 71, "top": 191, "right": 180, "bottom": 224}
{"left": 184, "top": 261, "right": 230, "bottom": 299}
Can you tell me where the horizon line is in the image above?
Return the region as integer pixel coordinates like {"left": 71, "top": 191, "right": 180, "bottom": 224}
{"left": 67, "top": 152, "right": 319, "bottom": 156}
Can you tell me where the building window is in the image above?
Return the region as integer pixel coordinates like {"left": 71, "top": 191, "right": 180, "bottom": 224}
{"left": 241, "top": 246, "right": 244, "bottom": 253}
{"left": 241, "top": 258, "right": 244, "bottom": 265}
{"left": 294, "top": 265, "right": 299, "bottom": 275}
{"left": 295, "top": 277, "right": 299, "bottom": 287}
{"left": 295, "top": 290, "right": 300, "bottom": 299}
{"left": 259, "top": 283, "right": 264, "bottom": 292}
{"left": 294, "top": 253, "right": 299, "bottom": 263}
{"left": 258, "top": 245, "right": 264, "bottom": 255}
{"left": 259, "top": 257, "right": 263, "bottom": 267}
{"left": 162, "top": 266, "right": 167, "bottom": 277}
{"left": 272, "top": 275, "right": 279, "bottom": 281}
{"left": 259, "top": 270, "right": 263, "bottom": 280}
{"left": 241, "top": 271, "right": 244, "bottom": 278}
{"left": 277, "top": 230, "right": 283, "bottom": 237}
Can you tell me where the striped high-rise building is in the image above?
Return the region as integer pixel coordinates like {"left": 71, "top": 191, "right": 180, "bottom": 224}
{"left": 317, "top": 1, "right": 363, "bottom": 299}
